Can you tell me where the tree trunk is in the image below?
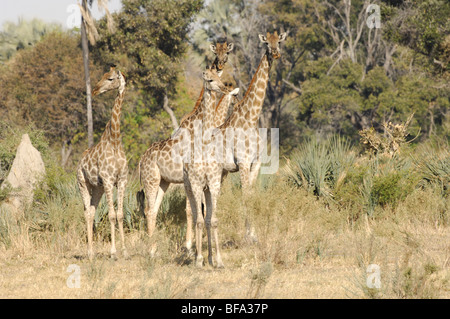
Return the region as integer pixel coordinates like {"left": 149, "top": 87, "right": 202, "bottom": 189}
{"left": 163, "top": 94, "right": 179, "bottom": 130}
{"left": 61, "top": 140, "right": 73, "bottom": 168}
{"left": 81, "top": 0, "right": 94, "bottom": 148}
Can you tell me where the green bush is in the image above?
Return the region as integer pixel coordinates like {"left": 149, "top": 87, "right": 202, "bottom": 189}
{"left": 335, "top": 153, "right": 420, "bottom": 217}
{"left": 372, "top": 172, "right": 404, "bottom": 207}
{"left": 283, "top": 136, "right": 356, "bottom": 199}
{"left": 412, "top": 140, "right": 450, "bottom": 197}
{"left": 334, "top": 163, "right": 370, "bottom": 212}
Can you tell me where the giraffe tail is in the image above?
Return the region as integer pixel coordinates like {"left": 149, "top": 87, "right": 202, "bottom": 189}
{"left": 136, "top": 159, "right": 145, "bottom": 217}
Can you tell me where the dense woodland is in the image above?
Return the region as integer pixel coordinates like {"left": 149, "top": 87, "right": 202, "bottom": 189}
{"left": 0, "top": 0, "right": 448, "bottom": 180}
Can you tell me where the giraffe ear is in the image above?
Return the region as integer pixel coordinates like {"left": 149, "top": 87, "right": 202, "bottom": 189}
{"left": 210, "top": 44, "right": 217, "bottom": 54}
{"left": 278, "top": 32, "right": 287, "bottom": 42}
{"left": 258, "top": 34, "right": 267, "bottom": 43}
{"left": 119, "top": 71, "right": 126, "bottom": 82}
{"left": 227, "top": 43, "right": 234, "bottom": 53}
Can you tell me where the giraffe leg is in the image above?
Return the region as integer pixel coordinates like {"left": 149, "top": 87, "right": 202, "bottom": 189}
{"left": 77, "top": 169, "right": 103, "bottom": 260}
{"left": 185, "top": 177, "right": 204, "bottom": 268}
{"left": 149, "top": 180, "right": 169, "bottom": 256}
{"left": 249, "top": 161, "right": 261, "bottom": 186}
{"left": 78, "top": 173, "right": 94, "bottom": 260}
{"left": 143, "top": 182, "right": 158, "bottom": 238}
{"left": 206, "top": 171, "right": 224, "bottom": 268}
{"left": 193, "top": 189, "right": 204, "bottom": 268}
{"left": 185, "top": 196, "right": 193, "bottom": 251}
{"left": 104, "top": 184, "right": 117, "bottom": 259}
{"left": 249, "top": 132, "right": 262, "bottom": 186}
{"left": 116, "top": 177, "right": 128, "bottom": 258}
{"left": 240, "top": 164, "right": 258, "bottom": 243}
{"left": 88, "top": 186, "right": 104, "bottom": 259}
{"left": 204, "top": 187, "right": 224, "bottom": 268}
{"left": 204, "top": 188, "right": 214, "bottom": 266}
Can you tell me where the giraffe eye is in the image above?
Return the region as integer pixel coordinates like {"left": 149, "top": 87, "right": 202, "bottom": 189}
{"left": 108, "top": 78, "right": 114, "bottom": 81}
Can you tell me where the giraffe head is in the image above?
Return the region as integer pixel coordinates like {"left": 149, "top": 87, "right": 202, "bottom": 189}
{"left": 210, "top": 39, "right": 234, "bottom": 71}
{"left": 93, "top": 65, "right": 126, "bottom": 96}
{"left": 202, "top": 66, "right": 229, "bottom": 94}
{"left": 258, "top": 31, "right": 287, "bottom": 60}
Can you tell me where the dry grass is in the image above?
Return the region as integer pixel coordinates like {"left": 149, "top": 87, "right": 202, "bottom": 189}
{"left": 0, "top": 172, "right": 448, "bottom": 299}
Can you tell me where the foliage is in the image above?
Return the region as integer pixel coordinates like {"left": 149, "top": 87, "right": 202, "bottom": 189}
{"left": 298, "top": 59, "right": 448, "bottom": 143}
{"left": 0, "top": 18, "right": 60, "bottom": 63}
{"left": 359, "top": 113, "right": 416, "bottom": 156}
{"left": 283, "top": 136, "right": 356, "bottom": 199}
{"left": 95, "top": 0, "right": 203, "bottom": 96}
{"left": 412, "top": 139, "right": 450, "bottom": 197}
{"left": 92, "top": 0, "right": 203, "bottom": 169}
{"left": 284, "top": 138, "right": 331, "bottom": 197}
{"left": 1, "top": 0, "right": 448, "bottom": 165}
{"left": 336, "top": 153, "right": 419, "bottom": 216}
{"left": 382, "top": 0, "right": 450, "bottom": 73}
{"left": 0, "top": 31, "right": 111, "bottom": 158}
{"left": 283, "top": 132, "right": 421, "bottom": 216}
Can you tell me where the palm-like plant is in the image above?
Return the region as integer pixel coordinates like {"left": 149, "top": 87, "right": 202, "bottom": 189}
{"left": 283, "top": 136, "right": 356, "bottom": 199}
{"left": 283, "top": 139, "right": 331, "bottom": 198}
{"left": 412, "top": 140, "right": 450, "bottom": 196}
{"left": 78, "top": 0, "right": 116, "bottom": 147}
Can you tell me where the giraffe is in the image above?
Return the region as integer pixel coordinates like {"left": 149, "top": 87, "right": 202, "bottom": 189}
{"left": 137, "top": 40, "right": 236, "bottom": 254}
{"left": 183, "top": 67, "right": 236, "bottom": 268}
{"left": 77, "top": 66, "right": 128, "bottom": 260}
{"left": 211, "top": 31, "right": 287, "bottom": 242}
{"left": 210, "top": 39, "right": 234, "bottom": 71}
{"left": 178, "top": 39, "right": 234, "bottom": 126}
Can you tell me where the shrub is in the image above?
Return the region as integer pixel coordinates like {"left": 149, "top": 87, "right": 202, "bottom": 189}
{"left": 283, "top": 136, "right": 356, "bottom": 199}
{"left": 412, "top": 140, "right": 450, "bottom": 197}
{"left": 372, "top": 172, "right": 404, "bottom": 207}
{"left": 335, "top": 152, "right": 420, "bottom": 217}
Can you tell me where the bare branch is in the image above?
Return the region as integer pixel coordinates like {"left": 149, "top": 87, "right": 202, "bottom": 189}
{"left": 282, "top": 79, "right": 302, "bottom": 95}
{"left": 327, "top": 40, "right": 345, "bottom": 75}
{"left": 163, "top": 94, "right": 179, "bottom": 130}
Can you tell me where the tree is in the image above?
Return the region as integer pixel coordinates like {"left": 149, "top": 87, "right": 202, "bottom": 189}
{"left": 0, "top": 18, "right": 60, "bottom": 63}
{"left": 96, "top": 0, "right": 203, "bottom": 96}
{"left": 78, "top": 0, "right": 116, "bottom": 148}
{"left": 254, "top": 0, "right": 449, "bottom": 146}
{"left": 382, "top": 0, "right": 450, "bottom": 74}
{"left": 93, "top": 0, "right": 204, "bottom": 168}
{"left": 0, "top": 31, "right": 111, "bottom": 167}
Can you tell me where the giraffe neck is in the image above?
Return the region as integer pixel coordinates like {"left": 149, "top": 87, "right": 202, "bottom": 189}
{"left": 235, "top": 52, "right": 272, "bottom": 127}
{"left": 179, "top": 58, "right": 225, "bottom": 129}
{"left": 179, "top": 87, "right": 204, "bottom": 128}
{"left": 108, "top": 84, "right": 125, "bottom": 148}
{"left": 213, "top": 92, "right": 233, "bottom": 127}
{"left": 202, "top": 87, "right": 218, "bottom": 132}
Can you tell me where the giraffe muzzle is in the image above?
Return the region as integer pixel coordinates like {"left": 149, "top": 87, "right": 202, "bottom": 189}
{"left": 272, "top": 52, "right": 281, "bottom": 59}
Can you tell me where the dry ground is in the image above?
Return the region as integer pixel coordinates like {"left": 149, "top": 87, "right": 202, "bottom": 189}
{"left": 0, "top": 181, "right": 449, "bottom": 299}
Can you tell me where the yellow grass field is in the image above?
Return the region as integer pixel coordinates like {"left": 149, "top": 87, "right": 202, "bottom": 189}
{"left": 1, "top": 176, "right": 448, "bottom": 299}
